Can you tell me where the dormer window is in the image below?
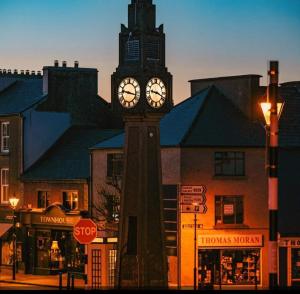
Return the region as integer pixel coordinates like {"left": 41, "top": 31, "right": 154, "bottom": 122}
{"left": 1, "top": 122, "right": 9, "bottom": 153}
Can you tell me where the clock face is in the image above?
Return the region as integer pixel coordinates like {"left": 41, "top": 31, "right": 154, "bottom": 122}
{"left": 146, "top": 78, "right": 167, "bottom": 109}
{"left": 118, "top": 77, "right": 140, "bottom": 108}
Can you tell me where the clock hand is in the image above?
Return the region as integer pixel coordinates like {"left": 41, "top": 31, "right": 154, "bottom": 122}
{"left": 123, "top": 90, "right": 135, "bottom": 96}
{"left": 151, "top": 90, "right": 164, "bottom": 98}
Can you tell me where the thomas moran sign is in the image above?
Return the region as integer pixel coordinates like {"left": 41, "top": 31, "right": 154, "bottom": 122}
{"left": 198, "top": 234, "right": 263, "bottom": 247}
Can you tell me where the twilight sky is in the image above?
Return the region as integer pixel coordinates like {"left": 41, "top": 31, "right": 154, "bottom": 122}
{"left": 1, "top": 0, "right": 300, "bottom": 104}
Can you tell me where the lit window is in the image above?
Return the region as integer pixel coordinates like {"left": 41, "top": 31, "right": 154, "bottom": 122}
{"left": 215, "top": 196, "right": 244, "bottom": 225}
{"left": 63, "top": 191, "right": 79, "bottom": 211}
{"left": 1, "top": 168, "right": 9, "bottom": 204}
{"left": 1, "top": 122, "right": 10, "bottom": 153}
{"left": 108, "top": 249, "right": 117, "bottom": 287}
{"left": 215, "top": 152, "right": 245, "bottom": 176}
{"left": 37, "top": 191, "right": 50, "bottom": 209}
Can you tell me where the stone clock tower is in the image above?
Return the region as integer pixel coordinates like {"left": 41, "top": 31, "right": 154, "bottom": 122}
{"left": 112, "top": 0, "right": 172, "bottom": 289}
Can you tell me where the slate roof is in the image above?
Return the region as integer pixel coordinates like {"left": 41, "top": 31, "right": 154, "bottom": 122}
{"left": 22, "top": 127, "right": 122, "bottom": 181}
{"left": 93, "top": 86, "right": 265, "bottom": 149}
{"left": 0, "top": 76, "right": 43, "bottom": 115}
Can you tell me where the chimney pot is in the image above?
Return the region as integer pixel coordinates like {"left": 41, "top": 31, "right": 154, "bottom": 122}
{"left": 0, "top": 69, "right": 2, "bottom": 74}
{"left": 3, "top": 69, "right": 7, "bottom": 74}
{"left": 7, "top": 69, "right": 12, "bottom": 74}
{"left": 54, "top": 60, "right": 59, "bottom": 67}
{"left": 62, "top": 61, "right": 67, "bottom": 67}
{"left": 37, "top": 71, "right": 41, "bottom": 76}
{"left": 26, "top": 70, "right": 30, "bottom": 75}
{"left": 74, "top": 61, "right": 79, "bottom": 68}
{"left": 31, "top": 70, "right": 35, "bottom": 75}
{"left": 20, "top": 70, "right": 24, "bottom": 75}
{"left": 14, "top": 69, "right": 18, "bottom": 74}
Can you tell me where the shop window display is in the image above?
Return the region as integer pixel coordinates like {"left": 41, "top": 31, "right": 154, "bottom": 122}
{"left": 198, "top": 249, "right": 260, "bottom": 288}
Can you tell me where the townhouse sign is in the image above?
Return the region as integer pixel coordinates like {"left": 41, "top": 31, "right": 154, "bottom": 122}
{"left": 198, "top": 234, "right": 263, "bottom": 247}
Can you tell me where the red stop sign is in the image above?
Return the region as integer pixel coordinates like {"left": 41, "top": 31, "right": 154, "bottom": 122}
{"left": 73, "top": 219, "right": 97, "bottom": 244}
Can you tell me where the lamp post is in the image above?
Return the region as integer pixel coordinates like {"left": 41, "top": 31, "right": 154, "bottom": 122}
{"left": 192, "top": 202, "right": 199, "bottom": 291}
{"left": 260, "top": 61, "right": 284, "bottom": 290}
{"left": 9, "top": 196, "right": 19, "bottom": 281}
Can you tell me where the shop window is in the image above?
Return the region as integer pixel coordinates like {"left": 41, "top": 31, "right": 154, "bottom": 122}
{"left": 215, "top": 196, "right": 243, "bottom": 225}
{"left": 37, "top": 191, "right": 50, "bottom": 209}
{"left": 215, "top": 152, "right": 245, "bottom": 176}
{"left": 108, "top": 249, "right": 117, "bottom": 287}
{"left": 1, "top": 168, "right": 9, "bottom": 204}
{"left": 63, "top": 191, "right": 79, "bottom": 211}
{"left": 292, "top": 248, "right": 300, "bottom": 280}
{"left": 1, "top": 122, "right": 9, "bottom": 153}
{"left": 198, "top": 249, "right": 260, "bottom": 287}
{"left": 107, "top": 153, "right": 124, "bottom": 181}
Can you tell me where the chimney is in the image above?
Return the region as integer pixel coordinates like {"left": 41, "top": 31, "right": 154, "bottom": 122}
{"left": 26, "top": 70, "right": 30, "bottom": 75}
{"left": 54, "top": 60, "right": 59, "bottom": 67}
{"left": 62, "top": 61, "right": 67, "bottom": 68}
{"left": 20, "top": 70, "right": 25, "bottom": 75}
{"left": 0, "top": 69, "right": 2, "bottom": 74}
{"left": 14, "top": 69, "right": 18, "bottom": 75}
{"left": 74, "top": 61, "right": 79, "bottom": 68}
{"left": 31, "top": 70, "right": 35, "bottom": 75}
{"left": 7, "top": 69, "right": 12, "bottom": 75}
{"left": 3, "top": 69, "right": 7, "bottom": 74}
{"left": 37, "top": 71, "right": 42, "bottom": 76}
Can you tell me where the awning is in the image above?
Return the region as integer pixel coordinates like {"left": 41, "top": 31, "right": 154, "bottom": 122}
{"left": 0, "top": 223, "right": 12, "bottom": 238}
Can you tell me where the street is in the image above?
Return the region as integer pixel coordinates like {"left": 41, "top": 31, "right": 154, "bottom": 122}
{"left": 0, "top": 282, "right": 57, "bottom": 290}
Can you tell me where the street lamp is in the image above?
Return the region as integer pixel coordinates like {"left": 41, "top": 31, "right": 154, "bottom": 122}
{"left": 192, "top": 202, "right": 199, "bottom": 291}
{"left": 9, "top": 195, "right": 19, "bottom": 281}
{"left": 260, "top": 61, "right": 284, "bottom": 289}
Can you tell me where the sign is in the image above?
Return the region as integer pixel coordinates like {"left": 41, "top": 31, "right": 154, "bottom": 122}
{"left": 73, "top": 219, "right": 97, "bottom": 245}
{"left": 181, "top": 185, "right": 207, "bottom": 194}
{"left": 181, "top": 194, "right": 206, "bottom": 205}
{"left": 223, "top": 204, "right": 234, "bottom": 215}
{"left": 198, "top": 234, "right": 263, "bottom": 247}
{"left": 181, "top": 204, "right": 207, "bottom": 214}
{"left": 279, "top": 239, "right": 300, "bottom": 247}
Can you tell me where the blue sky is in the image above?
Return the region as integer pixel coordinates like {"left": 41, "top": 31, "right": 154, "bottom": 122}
{"left": 1, "top": 0, "right": 299, "bottom": 103}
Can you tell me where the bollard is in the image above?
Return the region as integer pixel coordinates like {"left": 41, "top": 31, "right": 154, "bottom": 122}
{"left": 58, "top": 272, "right": 63, "bottom": 290}
{"left": 71, "top": 273, "right": 75, "bottom": 290}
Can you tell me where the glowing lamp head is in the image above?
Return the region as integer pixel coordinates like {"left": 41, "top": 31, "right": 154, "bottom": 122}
{"left": 260, "top": 102, "right": 284, "bottom": 126}
{"left": 51, "top": 241, "right": 60, "bottom": 251}
{"left": 9, "top": 196, "right": 19, "bottom": 209}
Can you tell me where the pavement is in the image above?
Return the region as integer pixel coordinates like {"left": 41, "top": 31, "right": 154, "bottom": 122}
{"left": 0, "top": 267, "right": 86, "bottom": 290}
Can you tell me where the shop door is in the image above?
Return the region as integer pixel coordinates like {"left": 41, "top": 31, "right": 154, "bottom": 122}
{"left": 198, "top": 250, "right": 220, "bottom": 289}
{"left": 91, "top": 249, "right": 102, "bottom": 289}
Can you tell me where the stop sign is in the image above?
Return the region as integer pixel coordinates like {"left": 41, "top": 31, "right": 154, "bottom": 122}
{"left": 73, "top": 219, "right": 97, "bottom": 244}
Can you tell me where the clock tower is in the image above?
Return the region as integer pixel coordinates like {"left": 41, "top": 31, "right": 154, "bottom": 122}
{"left": 112, "top": 0, "right": 172, "bottom": 289}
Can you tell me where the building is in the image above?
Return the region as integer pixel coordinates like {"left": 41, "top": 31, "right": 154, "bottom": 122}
{"left": 0, "top": 63, "right": 121, "bottom": 275}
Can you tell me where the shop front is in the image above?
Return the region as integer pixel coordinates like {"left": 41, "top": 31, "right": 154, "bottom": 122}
{"left": 279, "top": 238, "right": 300, "bottom": 288}
{"left": 21, "top": 204, "right": 85, "bottom": 275}
{"left": 197, "top": 234, "right": 264, "bottom": 290}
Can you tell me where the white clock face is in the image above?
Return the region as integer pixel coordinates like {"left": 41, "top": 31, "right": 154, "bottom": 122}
{"left": 118, "top": 77, "right": 140, "bottom": 108}
{"left": 146, "top": 78, "right": 167, "bottom": 109}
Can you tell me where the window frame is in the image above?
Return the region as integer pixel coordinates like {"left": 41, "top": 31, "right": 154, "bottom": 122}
{"left": 214, "top": 151, "right": 245, "bottom": 177}
{"left": 1, "top": 168, "right": 9, "bottom": 204}
{"left": 107, "top": 153, "right": 124, "bottom": 180}
{"left": 62, "top": 191, "right": 79, "bottom": 211}
{"left": 1, "top": 122, "right": 10, "bottom": 153}
{"left": 37, "top": 191, "right": 50, "bottom": 209}
{"left": 215, "top": 195, "right": 244, "bottom": 226}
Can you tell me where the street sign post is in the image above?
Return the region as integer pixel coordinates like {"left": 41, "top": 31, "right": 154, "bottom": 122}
{"left": 181, "top": 185, "right": 208, "bottom": 214}
{"left": 73, "top": 219, "right": 97, "bottom": 245}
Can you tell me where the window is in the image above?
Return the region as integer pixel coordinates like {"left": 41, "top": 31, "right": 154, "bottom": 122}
{"left": 125, "top": 39, "right": 140, "bottom": 61}
{"left": 108, "top": 249, "right": 117, "bottom": 287}
{"left": 215, "top": 152, "right": 245, "bottom": 176}
{"left": 62, "top": 191, "right": 79, "bottom": 211}
{"left": 107, "top": 153, "right": 124, "bottom": 179}
{"left": 145, "top": 40, "right": 160, "bottom": 61}
{"left": 37, "top": 191, "right": 50, "bottom": 209}
{"left": 1, "top": 122, "right": 9, "bottom": 153}
{"left": 1, "top": 168, "right": 9, "bottom": 204}
{"left": 215, "top": 196, "right": 243, "bottom": 225}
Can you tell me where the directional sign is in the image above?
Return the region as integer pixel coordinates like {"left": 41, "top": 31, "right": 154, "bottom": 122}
{"left": 181, "top": 194, "right": 206, "bottom": 205}
{"left": 181, "top": 185, "right": 207, "bottom": 195}
{"left": 73, "top": 219, "right": 97, "bottom": 245}
{"left": 181, "top": 204, "right": 208, "bottom": 214}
